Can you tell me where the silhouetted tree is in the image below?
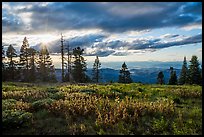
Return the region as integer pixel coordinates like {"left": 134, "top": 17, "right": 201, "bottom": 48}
{"left": 2, "top": 45, "right": 6, "bottom": 81}
{"left": 188, "top": 55, "right": 202, "bottom": 85}
{"left": 60, "top": 34, "right": 65, "bottom": 82}
{"left": 6, "top": 45, "right": 18, "bottom": 80}
{"left": 168, "top": 67, "right": 177, "bottom": 85}
{"left": 200, "top": 65, "right": 202, "bottom": 85}
{"left": 178, "top": 56, "right": 189, "bottom": 85}
{"left": 92, "top": 56, "right": 101, "bottom": 83}
{"left": 118, "top": 62, "right": 132, "bottom": 83}
{"left": 72, "top": 47, "right": 89, "bottom": 83}
{"left": 157, "top": 71, "right": 164, "bottom": 85}
{"left": 64, "top": 42, "right": 72, "bottom": 82}
{"left": 19, "top": 37, "right": 31, "bottom": 81}
{"left": 36, "top": 45, "right": 57, "bottom": 82}
{"left": 27, "top": 48, "right": 38, "bottom": 82}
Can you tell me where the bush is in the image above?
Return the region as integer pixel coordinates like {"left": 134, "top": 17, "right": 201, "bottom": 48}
{"left": 2, "top": 110, "right": 33, "bottom": 129}
{"left": 173, "top": 98, "right": 181, "bottom": 104}
{"left": 46, "top": 87, "right": 59, "bottom": 93}
{"left": 138, "top": 87, "right": 144, "bottom": 92}
{"left": 32, "top": 98, "right": 54, "bottom": 111}
{"left": 2, "top": 99, "right": 17, "bottom": 110}
{"left": 49, "top": 92, "right": 65, "bottom": 100}
{"left": 80, "top": 89, "right": 96, "bottom": 94}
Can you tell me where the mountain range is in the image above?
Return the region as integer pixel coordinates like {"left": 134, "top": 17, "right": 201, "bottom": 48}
{"left": 55, "top": 67, "right": 181, "bottom": 84}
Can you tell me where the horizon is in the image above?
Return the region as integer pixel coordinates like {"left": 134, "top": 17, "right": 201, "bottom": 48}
{"left": 2, "top": 2, "right": 202, "bottom": 69}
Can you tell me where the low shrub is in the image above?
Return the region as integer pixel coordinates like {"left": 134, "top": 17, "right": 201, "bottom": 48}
{"left": 2, "top": 110, "right": 33, "bottom": 129}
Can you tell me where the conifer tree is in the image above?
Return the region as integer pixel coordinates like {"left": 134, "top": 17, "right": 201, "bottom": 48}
{"left": 157, "top": 71, "right": 164, "bottom": 85}
{"left": 168, "top": 67, "right": 177, "bottom": 85}
{"left": 92, "top": 56, "right": 101, "bottom": 83}
{"left": 118, "top": 62, "right": 132, "bottom": 83}
{"left": 64, "top": 43, "right": 72, "bottom": 82}
{"left": 188, "top": 55, "right": 202, "bottom": 85}
{"left": 19, "top": 37, "right": 31, "bottom": 81}
{"left": 27, "top": 48, "right": 38, "bottom": 82}
{"left": 72, "top": 47, "right": 89, "bottom": 83}
{"left": 37, "top": 44, "right": 56, "bottom": 82}
{"left": 170, "top": 71, "right": 178, "bottom": 85}
{"left": 178, "top": 56, "right": 189, "bottom": 85}
{"left": 6, "top": 45, "right": 18, "bottom": 80}
{"left": 2, "top": 45, "right": 6, "bottom": 81}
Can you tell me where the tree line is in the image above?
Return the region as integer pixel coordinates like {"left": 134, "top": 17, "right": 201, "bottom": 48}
{"left": 2, "top": 37, "right": 56, "bottom": 82}
{"left": 2, "top": 37, "right": 202, "bottom": 85}
{"left": 157, "top": 56, "right": 202, "bottom": 85}
{"left": 2, "top": 37, "right": 101, "bottom": 83}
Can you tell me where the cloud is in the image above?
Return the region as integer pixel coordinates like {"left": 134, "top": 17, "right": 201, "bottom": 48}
{"left": 2, "top": 32, "right": 202, "bottom": 57}
{"left": 31, "top": 33, "right": 109, "bottom": 53}
{"left": 2, "top": 2, "right": 202, "bottom": 33}
{"left": 161, "top": 34, "right": 180, "bottom": 39}
{"left": 128, "top": 33, "right": 202, "bottom": 50}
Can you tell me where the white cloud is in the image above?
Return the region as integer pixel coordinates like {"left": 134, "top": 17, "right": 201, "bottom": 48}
{"left": 181, "top": 23, "right": 202, "bottom": 31}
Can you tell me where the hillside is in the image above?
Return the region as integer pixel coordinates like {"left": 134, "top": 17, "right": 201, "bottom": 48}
{"left": 2, "top": 82, "right": 202, "bottom": 135}
{"left": 55, "top": 68, "right": 181, "bottom": 83}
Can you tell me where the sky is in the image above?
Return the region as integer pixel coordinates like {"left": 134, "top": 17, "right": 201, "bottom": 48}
{"left": 2, "top": 2, "right": 202, "bottom": 69}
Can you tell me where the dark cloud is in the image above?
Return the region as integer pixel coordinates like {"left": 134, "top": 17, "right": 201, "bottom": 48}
{"left": 165, "top": 34, "right": 179, "bottom": 39}
{"left": 87, "top": 33, "right": 202, "bottom": 56}
{"left": 128, "top": 34, "right": 202, "bottom": 50}
{"left": 2, "top": 2, "right": 202, "bottom": 33}
{"left": 2, "top": 12, "right": 25, "bottom": 33}
{"left": 112, "top": 52, "right": 130, "bottom": 56}
{"left": 40, "top": 33, "right": 201, "bottom": 57}
{"left": 2, "top": 32, "right": 202, "bottom": 57}
{"left": 31, "top": 33, "right": 108, "bottom": 53}
{"left": 86, "top": 50, "right": 115, "bottom": 57}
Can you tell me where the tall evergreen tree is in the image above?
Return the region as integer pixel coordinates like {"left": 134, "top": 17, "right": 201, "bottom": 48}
{"left": 64, "top": 43, "right": 72, "bottom": 82}
{"left": 178, "top": 56, "right": 189, "bottom": 85}
{"left": 27, "top": 48, "right": 38, "bottom": 82}
{"left": 92, "top": 56, "right": 101, "bottom": 83}
{"left": 200, "top": 65, "right": 202, "bottom": 85}
{"left": 37, "top": 45, "right": 56, "bottom": 82}
{"left": 168, "top": 67, "right": 177, "bottom": 85}
{"left": 72, "top": 47, "right": 89, "bottom": 83}
{"left": 2, "top": 45, "right": 6, "bottom": 81}
{"left": 6, "top": 45, "right": 18, "bottom": 80}
{"left": 157, "top": 71, "right": 164, "bottom": 85}
{"left": 118, "top": 62, "right": 132, "bottom": 83}
{"left": 188, "top": 55, "right": 202, "bottom": 85}
{"left": 19, "top": 37, "right": 31, "bottom": 81}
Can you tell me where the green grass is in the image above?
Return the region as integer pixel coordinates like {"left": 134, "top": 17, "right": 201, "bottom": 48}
{"left": 2, "top": 82, "right": 202, "bottom": 135}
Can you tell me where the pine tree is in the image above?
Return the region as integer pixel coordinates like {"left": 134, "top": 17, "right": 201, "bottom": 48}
{"left": 6, "top": 45, "right": 18, "bottom": 80}
{"left": 2, "top": 45, "right": 6, "bottom": 81}
{"left": 178, "top": 56, "right": 189, "bottom": 85}
{"left": 61, "top": 34, "right": 65, "bottom": 82}
{"left": 168, "top": 67, "right": 177, "bottom": 85}
{"left": 200, "top": 65, "right": 202, "bottom": 85}
{"left": 72, "top": 47, "right": 89, "bottom": 83}
{"left": 157, "top": 71, "right": 164, "bottom": 85}
{"left": 118, "top": 62, "right": 132, "bottom": 83}
{"left": 92, "top": 56, "right": 101, "bottom": 83}
{"left": 64, "top": 42, "right": 72, "bottom": 82}
{"left": 27, "top": 48, "right": 38, "bottom": 82}
{"left": 37, "top": 44, "right": 56, "bottom": 82}
{"left": 19, "top": 37, "right": 31, "bottom": 81}
{"left": 188, "top": 55, "right": 202, "bottom": 85}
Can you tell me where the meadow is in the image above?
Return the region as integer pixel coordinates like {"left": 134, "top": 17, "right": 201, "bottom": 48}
{"left": 2, "top": 82, "right": 202, "bottom": 135}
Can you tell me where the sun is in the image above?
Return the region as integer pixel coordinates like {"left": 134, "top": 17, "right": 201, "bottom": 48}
{"left": 38, "top": 34, "right": 58, "bottom": 45}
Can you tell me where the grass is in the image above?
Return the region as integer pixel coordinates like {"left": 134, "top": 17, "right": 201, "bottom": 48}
{"left": 2, "top": 82, "right": 202, "bottom": 135}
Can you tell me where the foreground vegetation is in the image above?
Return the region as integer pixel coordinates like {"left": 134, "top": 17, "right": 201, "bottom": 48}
{"left": 2, "top": 82, "right": 202, "bottom": 135}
